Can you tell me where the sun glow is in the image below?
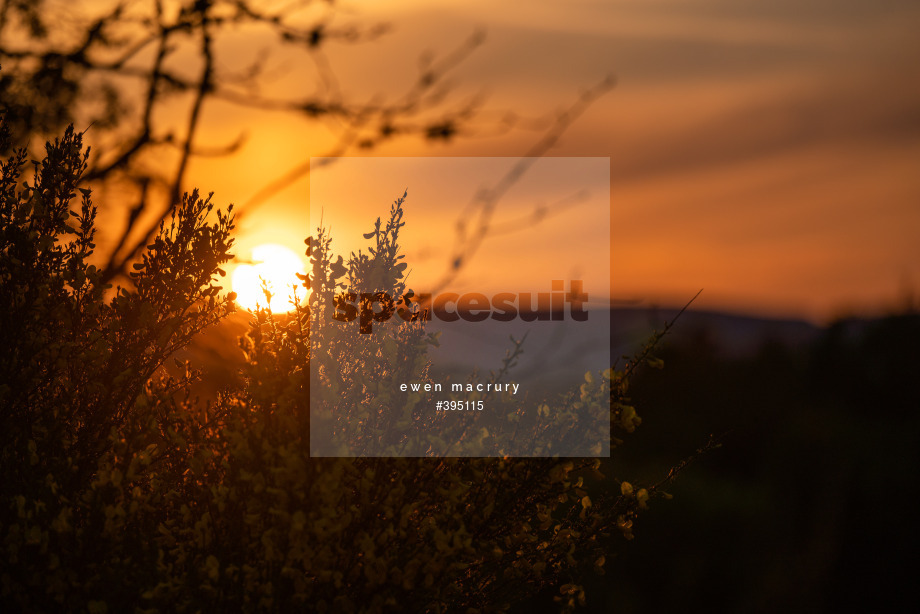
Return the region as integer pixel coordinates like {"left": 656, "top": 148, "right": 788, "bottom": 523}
{"left": 231, "top": 244, "right": 307, "bottom": 312}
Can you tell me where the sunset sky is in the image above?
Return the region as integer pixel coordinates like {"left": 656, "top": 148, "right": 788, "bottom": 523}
{"left": 173, "top": 0, "right": 920, "bottom": 323}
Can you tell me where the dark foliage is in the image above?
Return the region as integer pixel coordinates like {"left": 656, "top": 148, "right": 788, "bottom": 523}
{"left": 0, "top": 123, "right": 680, "bottom": 613}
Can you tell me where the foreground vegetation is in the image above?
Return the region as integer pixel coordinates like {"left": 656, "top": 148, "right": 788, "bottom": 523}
{"left": 0, "top": 123, "right": 684, "bottom": 612}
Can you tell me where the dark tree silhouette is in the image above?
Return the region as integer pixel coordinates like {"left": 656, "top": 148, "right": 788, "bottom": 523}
{"left": 0, "top": 0, "right": 613, "bottom": 287}
{"left": 0, "top": 120, "right": 705, "bottom": 612}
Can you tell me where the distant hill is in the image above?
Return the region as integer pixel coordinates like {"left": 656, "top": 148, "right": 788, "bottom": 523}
{"left": 426, "top": 307, "right": 823, "bottom": 393}
{"left": 174, "top": 306, "right": 827, "bottom": 397}
{"left": 611, "top": 307, "right": 822, "bottom": 358}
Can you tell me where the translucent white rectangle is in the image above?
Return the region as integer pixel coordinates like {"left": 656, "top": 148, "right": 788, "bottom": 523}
{"left": 309, "top": 157, "right": 610, "bottom": 457}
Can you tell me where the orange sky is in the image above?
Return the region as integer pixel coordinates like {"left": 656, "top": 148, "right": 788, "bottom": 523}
{"left": 172, "top": 0, "right": 920, "bottom": 323}
{"left": 309, "top": 156, "right": 610, "bottom": 305}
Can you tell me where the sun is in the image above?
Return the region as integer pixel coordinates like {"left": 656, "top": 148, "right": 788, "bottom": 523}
{"left": 231, "top": 244, "right": 307, "bottom": 312}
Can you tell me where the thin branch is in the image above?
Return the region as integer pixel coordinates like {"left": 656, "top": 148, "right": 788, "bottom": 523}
{"left": 622, "top": 288, "right": 703, "bottom": 383}
{"left": 100, "top": 4, "right": 215, "bottom": 282}
{"left": 429, "top": 75, "right": 616, "bottom": 295}
{"left": 651, "top": 432, "right": 726, "bottom": 492}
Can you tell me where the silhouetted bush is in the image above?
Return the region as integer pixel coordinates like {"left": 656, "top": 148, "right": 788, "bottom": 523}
{"left": 1, "top": 122, "right": 674, "bottom": 612}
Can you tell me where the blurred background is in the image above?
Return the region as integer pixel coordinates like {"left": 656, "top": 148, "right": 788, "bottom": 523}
{"left": 2, "top": 0, "right": 919, "bottom": 610}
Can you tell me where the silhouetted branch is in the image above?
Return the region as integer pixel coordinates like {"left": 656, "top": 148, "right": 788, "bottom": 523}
{"left": 429, "top": 75, "right": 616, "bottom": 294}
{"left": 1, "top": 0, "right": 614, "bottom": 289}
